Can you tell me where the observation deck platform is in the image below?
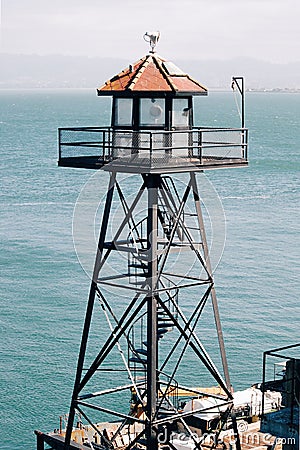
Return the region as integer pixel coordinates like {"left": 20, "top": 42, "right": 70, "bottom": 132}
{"left": 58, "top": 126, "right": 248, "bottom": 173}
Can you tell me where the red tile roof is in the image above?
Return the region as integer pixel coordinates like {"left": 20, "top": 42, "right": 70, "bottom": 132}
{"left": 97, "top": 54, "right": 207, "bottom": 95}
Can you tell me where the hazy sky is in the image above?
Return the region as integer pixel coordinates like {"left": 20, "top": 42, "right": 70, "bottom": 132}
{"left": 1, "top": 0, "right": 299, "bottom": 63}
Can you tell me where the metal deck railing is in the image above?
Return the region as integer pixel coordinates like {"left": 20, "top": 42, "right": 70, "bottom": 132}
{"left": 260, "top": 343, "right": 299, "bottom": 448}
{"left": 58, "top": 126, "right": 248, "bottom": 172}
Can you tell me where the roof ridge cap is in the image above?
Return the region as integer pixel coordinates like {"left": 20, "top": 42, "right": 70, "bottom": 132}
{"left": 152, "top": 54, "right": 177, "bottom": 92}
{"left": 186, "top": 74, "right": 208, "bottom": 91}
{"left": 127, "top": 54, "right": 152, "bottom": 90}
{"left": 98, "top": 56, "right": 146, "bottom": 90}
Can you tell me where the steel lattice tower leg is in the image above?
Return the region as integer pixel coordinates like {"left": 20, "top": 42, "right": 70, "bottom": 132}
{"left": 190, "top": 172, "right": 231, "bottom": 391}
{"left": 63, "top": 171, "right": 239, "bottom": 450}
{"left": 64, "top": 173, "right": 117, "bottom": 449}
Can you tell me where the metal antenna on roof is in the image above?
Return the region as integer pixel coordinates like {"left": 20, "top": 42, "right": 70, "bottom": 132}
{"left": 143, "top": 31, "right": 160, "bottom": 53}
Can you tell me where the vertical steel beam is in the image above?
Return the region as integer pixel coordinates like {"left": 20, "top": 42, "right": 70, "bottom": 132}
{"left": 262, "top": 350, "right": 266, "bottom": 421}
{"left": 190, "top": 172, "right": 231, "bottom": 392}
{"left": 231, "top": 412, "right": 242, "bottom": 450}
{"left": 146, "top": 174, "right": 159, "bottom": 450}
{"left": 58, "top": 129, "right": 62, "bottom": 163}
{"left": 64, "top": 172, "right": 116, "bottom": 450}
{"left": 36, "top": 433, "right": 44, "bottom": 450}
{"left": 232, "top": 76, "right": 245, "bottom": 130}
{"left": 232, "top": 76, "right": 246, "bottom": 159}
{"left": 290, "top": 358, "right": 295, "bottom": 427}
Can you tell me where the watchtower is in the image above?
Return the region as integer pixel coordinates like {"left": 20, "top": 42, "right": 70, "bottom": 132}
{"left": 37, "top": 33, "right": 248, "bottom": 450}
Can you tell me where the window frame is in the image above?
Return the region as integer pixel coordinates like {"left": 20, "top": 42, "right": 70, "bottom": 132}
{"left": 171, "top": 97, "right": 193, "bottom": 130}
{"left": 138, "top": 97, "right": 167, "bottom": 130}
{"left": 112, "top": 97, "right": 134, "bottom": 129}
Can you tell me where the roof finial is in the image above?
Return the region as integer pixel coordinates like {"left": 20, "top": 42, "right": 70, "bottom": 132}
{"left": 143, "top": 31, "right": 160, "bottom": 53}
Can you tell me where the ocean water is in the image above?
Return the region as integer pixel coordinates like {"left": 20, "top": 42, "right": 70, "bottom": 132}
{"left": 0, "top": 89, "right": 299, "bottom": 449}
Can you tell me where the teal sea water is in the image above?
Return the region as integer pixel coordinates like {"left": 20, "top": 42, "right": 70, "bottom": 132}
{"left": 0, "top": 89, "right": 299, "bottom": 449}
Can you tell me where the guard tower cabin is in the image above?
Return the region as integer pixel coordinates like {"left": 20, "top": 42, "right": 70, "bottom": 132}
{"left": 58, "top": 34, "right": 248, "bottom": 173}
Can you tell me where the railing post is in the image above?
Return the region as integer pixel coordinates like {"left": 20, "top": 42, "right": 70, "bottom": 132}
{"left": 108, "top": 128, "right": 112, "bottom": 160}
{"left": 102, "top": 130, "right": 106, "bottom": 162}
{"left": 131, "top": 131, "right": 138, "bottom": 155}
{"left": 149, "top": 132, "right": 153, "bottom": 170}
{"left": 58, "top": 128, "right": 62, "bottom": 163}
{"left": 187, "top": 130, "right": 192, "bottom": 158}
{"left": 290, "top": 358, "right": 295, "bottom": 427}
{"left": 262, "top": 350, "right": 266, "bottom": 420}
{"left": 245, "top": 129, "right": 248, "bottom": 160}
{"left": 198, "top": 130, "right": 202, "bottom": 164}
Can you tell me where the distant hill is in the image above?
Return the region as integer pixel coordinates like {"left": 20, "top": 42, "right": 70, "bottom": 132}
{"left": 0, "top": 53, "right": 299, "bottom": 90}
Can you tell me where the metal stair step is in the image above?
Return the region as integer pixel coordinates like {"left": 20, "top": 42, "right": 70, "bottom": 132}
{"left": 157, "top": 328, "right": 169, "bottom": 335}
{"left": 143, "top": 333, "right": 165, "bottom": 346}
{"left": 134, "top": 348, "right": 148, "bottom": 356}
{"left": 157, "top": 323, "right": 173, "bottom": 328}
{"left": 129, "top": 356, "right": 147, "bottom": 364}
{"left": 128, "top": 263, "right": 147, "bottom": 269}
{"left": 158, "top": 318, "right": 172, "bottom": 323}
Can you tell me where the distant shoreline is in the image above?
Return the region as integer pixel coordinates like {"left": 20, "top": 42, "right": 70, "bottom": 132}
{"left": 246, "top": 88, "right": 300, "bottom": 93}
{"left": 1, "top": 54, "right": 299, "bottom": 92}
{"left": 0, "top": 86, "right": 299, "bottom": 93}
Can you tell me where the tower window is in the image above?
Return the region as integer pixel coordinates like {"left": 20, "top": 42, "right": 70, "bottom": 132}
{"left": 172, "top": 98, "right": 190, "bottom": 128}
{"left": 140, "top": 98, "right": 165, "bottom": 127}
{"left": 114, "top": 98, "right": 133, "bottom": 126}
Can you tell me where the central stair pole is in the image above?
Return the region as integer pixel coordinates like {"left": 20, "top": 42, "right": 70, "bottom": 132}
{"left": 146, "top": 174, "right": 159, "bottom": 450}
